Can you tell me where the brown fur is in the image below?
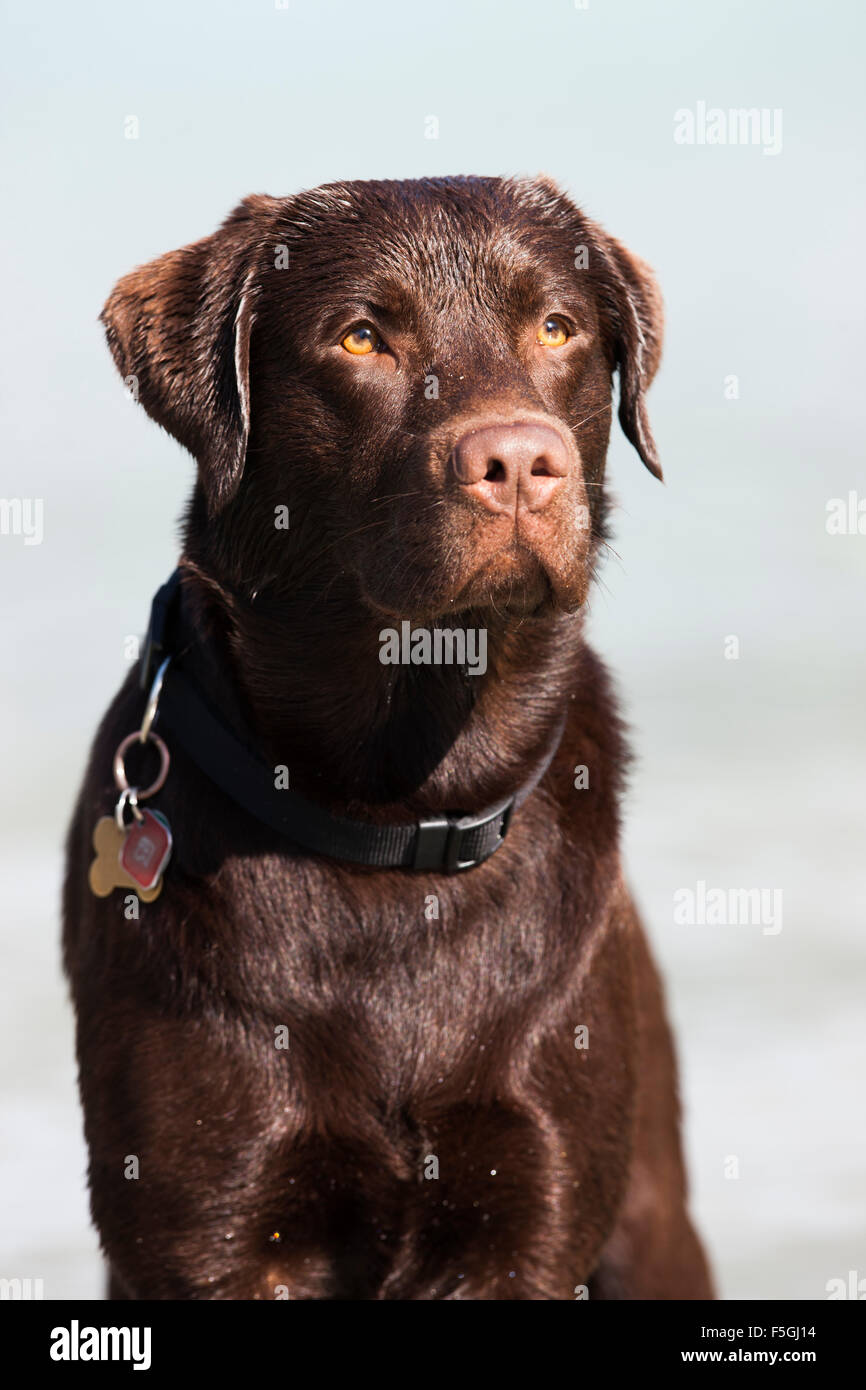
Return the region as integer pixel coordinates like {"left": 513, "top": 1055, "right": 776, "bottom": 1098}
{"left": 63, "top": 176, "right": 712, "bottom": 1299}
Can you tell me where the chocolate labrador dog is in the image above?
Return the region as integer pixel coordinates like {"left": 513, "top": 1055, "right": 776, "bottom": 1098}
{"left": 63, "top": 175, "right": 713, "bottom": 1300}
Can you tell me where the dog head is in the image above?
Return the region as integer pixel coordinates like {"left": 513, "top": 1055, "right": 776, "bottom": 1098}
{"left": 102, "top": 176, "right": 662, "bottom": 623}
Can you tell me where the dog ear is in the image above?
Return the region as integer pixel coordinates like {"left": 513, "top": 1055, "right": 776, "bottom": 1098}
{"left": 590, "top": 231, "right": 665, "bottom": 480}
{"left": 100, "top": 196, "right": 278, "bottom": 514}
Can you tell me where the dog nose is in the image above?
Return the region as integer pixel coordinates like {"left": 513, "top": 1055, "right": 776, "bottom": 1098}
{"left": 450, "top": 421, "right": 571, "bottom": 514}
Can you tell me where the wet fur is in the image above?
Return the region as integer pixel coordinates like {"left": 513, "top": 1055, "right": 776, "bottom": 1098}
{"left": 64, "top": 176, "right": 712, "bottom": 1299}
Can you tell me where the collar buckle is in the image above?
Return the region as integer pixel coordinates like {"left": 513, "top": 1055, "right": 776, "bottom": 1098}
{"left": 413, "top": 800, "right": 514, "bottom": 873}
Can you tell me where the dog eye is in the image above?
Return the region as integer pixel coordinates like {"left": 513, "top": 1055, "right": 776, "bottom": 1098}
{"left": 537, "top": 316, "right": 570, "bottom": 348}
{"left": 341, "top": 325, "right": 382, "bottom": 356}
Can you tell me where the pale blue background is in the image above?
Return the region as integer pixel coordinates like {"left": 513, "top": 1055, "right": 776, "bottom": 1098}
{"left": 1, "top": 0, "right": 864, "bottom": 1299}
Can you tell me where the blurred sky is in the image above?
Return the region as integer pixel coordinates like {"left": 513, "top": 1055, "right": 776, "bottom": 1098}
{"left": 1, "top": 0, "right": 864, "bottom": 1300}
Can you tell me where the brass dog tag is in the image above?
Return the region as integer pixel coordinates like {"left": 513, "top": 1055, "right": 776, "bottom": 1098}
{"left": 88, "top": 816, "right": 163, "bottom": 902}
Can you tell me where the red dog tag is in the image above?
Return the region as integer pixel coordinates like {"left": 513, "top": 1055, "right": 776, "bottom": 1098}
{"left": 120, "top": 809, "right": 172, "bottom": 891}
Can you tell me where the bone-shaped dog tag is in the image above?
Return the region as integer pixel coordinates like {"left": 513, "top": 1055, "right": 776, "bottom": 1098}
{"left": 88, "top": 815, "right": 166, "bottom": 902}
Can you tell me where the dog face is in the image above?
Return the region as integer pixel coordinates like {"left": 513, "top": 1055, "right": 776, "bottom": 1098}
{"left": 102, "top": 176, "right": 662, "bottom": 622}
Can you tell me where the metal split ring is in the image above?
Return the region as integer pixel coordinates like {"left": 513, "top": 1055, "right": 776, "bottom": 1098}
{"left": 113, "top": 731, "right": 170, "bottom": 800}
{"left": 115, "top": 786, "right": 144, "bottom": 831}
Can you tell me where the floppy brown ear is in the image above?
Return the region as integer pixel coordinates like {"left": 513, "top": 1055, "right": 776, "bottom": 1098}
{"left": 591, "top": 231, "right": 665, "bottom": 480}
{"left": 100, "top": 196, "right": 277, "bottom": 513}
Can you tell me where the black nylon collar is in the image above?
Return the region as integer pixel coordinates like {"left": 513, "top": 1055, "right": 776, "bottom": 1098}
{"left": 140, "top": 569, "right": 565, "bottom": 874}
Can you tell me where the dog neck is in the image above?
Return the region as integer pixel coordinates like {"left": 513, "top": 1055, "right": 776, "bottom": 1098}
{"left": 175, "top": 560, "right": 588, "bottom": 817}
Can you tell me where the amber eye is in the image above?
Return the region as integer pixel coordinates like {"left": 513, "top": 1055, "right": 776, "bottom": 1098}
{"left": 341, "top": 325, "right": 382, "bottom": 355}
{"left": 537, "top": 316, "right": 570, "bottom": 348}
